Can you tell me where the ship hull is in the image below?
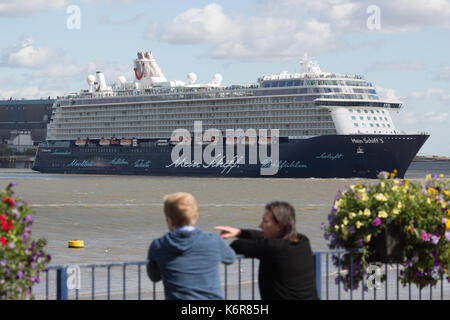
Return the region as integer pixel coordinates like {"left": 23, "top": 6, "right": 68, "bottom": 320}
{"left": 32, "top": 134, "right": 429, "bottom": 178}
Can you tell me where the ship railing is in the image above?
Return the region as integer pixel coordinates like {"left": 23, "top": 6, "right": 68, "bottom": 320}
{"left": 32, "top": 251, "right": 448, "bottom": 300}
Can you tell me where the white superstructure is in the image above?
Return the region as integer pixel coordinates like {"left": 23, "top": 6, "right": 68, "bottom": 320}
{"left": 47, "top": 51, "right": 403, "bottom": 141}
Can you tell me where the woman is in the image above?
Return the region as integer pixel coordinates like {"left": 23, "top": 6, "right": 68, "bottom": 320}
{"left": 214, "top": 201, "right": 318, "bottom": 300}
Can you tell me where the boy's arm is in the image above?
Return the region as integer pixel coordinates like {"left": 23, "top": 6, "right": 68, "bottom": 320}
{"left": 220, "top": 237, "right": 236, "bottom": 265}
{"left": 146, "top": 242, "right": 161, "bottom": 282}
{"left": 146, "top": 260, "right": 161, "bottom": 282}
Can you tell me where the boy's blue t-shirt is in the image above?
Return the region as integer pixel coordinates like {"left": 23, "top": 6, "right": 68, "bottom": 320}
{"left": 147, "top": 228, "right": 236, "bottom": 300}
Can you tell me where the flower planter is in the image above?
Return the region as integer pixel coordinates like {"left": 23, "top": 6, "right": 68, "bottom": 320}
{"left": 368, "top": 222, "right": 405, "bottom": 263}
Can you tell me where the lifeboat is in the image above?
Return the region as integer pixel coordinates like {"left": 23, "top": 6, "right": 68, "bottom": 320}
{"left": 170, "top": 136, "right": 183, "bottom": 144}
{"left": 110, "top": 139, "right": 120, "bottom": 145}
{"left": 194, "top": 136, "right": 217, "bottom": 144}
{"left": 243, "top": 137, "right": 257, "bottom": 145}
{"left": 225, "top": 137, "right": 239, "bottom": 145}
{"left": 99, "top": 138, "right": 111, "bottom": 146}
{"left": 75, "top": 139, "right": 86, "bottom": 147}
{"left": 120, "top": 139, "right": 132, "bottom": 146}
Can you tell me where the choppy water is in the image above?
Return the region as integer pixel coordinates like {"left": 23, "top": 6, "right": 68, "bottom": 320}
{"left": 0, "top": 161, "right": 448, "bottom": 267}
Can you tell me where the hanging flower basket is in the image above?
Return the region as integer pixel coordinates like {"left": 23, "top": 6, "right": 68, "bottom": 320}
{"left": 322, "top": 172, "right": 450, "bottom": 291}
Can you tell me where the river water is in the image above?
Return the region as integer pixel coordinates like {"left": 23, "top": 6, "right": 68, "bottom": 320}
{"left": 0, "top": 161, "right": 449, "bottom": 299}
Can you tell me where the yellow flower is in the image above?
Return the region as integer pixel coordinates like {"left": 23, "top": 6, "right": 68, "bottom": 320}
{"left": 341, "top": 226, "right": 348, "bottom": 240}
{"left": 378, "top": 210, "right": 388, "bottom": 218}
{"left": 392, "top": 208, "right": 399, "bottom": 215}
{"left": 334, "top": 225, "right": 340, "bottom": 231}
{"left": 380, "top": 182, "right": 385, "bottom": 188}
{"left": 357, "top": 184, "right": 363, "bottom": 189}
{"left": 364, "top": 208, "right": 371, "bottom": 216}
{"left": 364, "top": 234, "right": 372, "bottom": 243}
{"left": 404, "top": 180, "right": 410, "bottom": 186}
{"left": 397, "top": 202, "right": 402, "bottom": 209}
{"left": 393, "top": 179, "right": 400, "bottom": 186}
{"left": 361, "top": 193, "right": 369, "bottom": 202}
{"left": 335, "top": 199, "right": 342, "bottom": 209}
{"left": 374, "top": 193, "right": 387, "bottom": 202}
{"left": 343, "top": 218, "right": 348, "bottom": 225}
{"left": 440, "top": 174, "right": 444, "bottom": 179}
{"left": 392, "top": 185, "right": 399, "bottom": 191}
{"left": 356, "top": 221, "right": 363, "bottom": 229}
{"left": 426, "top": 174, "right": 431, "bottom": 180}
{"left": 358, "top": 210, "right": 363, "bottom": 216}
{"left": 349, "top": 212, "right": 356, "bottom": 219}
{"left": 446, "top": 219, "right": 450, "bottom": 231}
{"left": 427, "top": 198, "right": 432, "bottom": 204}
{"left": 441, "top": 201, "right": 447, "bottom": 208}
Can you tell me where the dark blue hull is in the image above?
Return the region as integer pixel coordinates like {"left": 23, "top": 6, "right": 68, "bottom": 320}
{"left": 32, "top": 134, "right": 429, "bottom": 178}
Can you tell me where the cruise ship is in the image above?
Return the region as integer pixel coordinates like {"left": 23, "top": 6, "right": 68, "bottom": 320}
{"left": 32, "top": 51, "right": 428, "bottom": 178}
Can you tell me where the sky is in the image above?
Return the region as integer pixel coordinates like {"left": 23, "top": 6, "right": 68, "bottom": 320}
{"left": 0, "top": 0, "right": 449, "bottom": 156}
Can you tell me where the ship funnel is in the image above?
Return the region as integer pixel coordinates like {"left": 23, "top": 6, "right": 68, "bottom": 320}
{"left": 133, "top": 50, "right": 167, "bottom": 83}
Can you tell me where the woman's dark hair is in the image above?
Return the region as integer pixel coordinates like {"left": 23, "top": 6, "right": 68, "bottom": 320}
{"left": 265, "top": 201, "right": 298, "bottom": 240}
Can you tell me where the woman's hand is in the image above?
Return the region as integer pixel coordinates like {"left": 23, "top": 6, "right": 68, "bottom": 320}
{"left": 214, "top": 226, "right": 242, "bottom": 239}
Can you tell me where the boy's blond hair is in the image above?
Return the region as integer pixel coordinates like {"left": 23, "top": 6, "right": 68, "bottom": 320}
{"left": 163, "top": 192, "right": 199, "bottom": 228}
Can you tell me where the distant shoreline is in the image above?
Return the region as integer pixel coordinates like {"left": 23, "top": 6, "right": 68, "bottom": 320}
{"left": 413, "top": 155, "right": 450, "bottom": 162}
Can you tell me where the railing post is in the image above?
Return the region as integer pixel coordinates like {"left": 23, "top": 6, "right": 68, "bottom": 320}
{"left": 56, "top": 267, "right": 68, "bottom": 300}
{"left": 314, "top": 253, "right": 322, "bottom": 299}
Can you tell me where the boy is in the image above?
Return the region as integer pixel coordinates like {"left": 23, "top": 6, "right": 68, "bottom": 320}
{"left": 147, "top": 192, "right": 235, "bottom": 300}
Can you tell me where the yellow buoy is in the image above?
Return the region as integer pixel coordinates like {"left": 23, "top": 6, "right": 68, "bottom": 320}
{"left": 68, "top": 240, "right": 85, "bottom": 248}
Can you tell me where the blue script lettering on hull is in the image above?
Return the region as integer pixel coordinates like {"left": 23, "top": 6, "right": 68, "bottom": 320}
{"left": 315, "top": 153, "right": 344, "bottom": 160}
{"left": 134, "top": 160, "right": 151, "bottom": 168}
{"left": 261, "top": 159, "right": 308, "bottom": 169}
{"left": 111, "top": 158, "right": 129, "bottom": 165}
{"left": 68, "top": 160, "right": 93, "bottom": 167}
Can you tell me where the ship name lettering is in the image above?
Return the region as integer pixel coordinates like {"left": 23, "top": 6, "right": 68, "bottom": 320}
{"left": 67, "top": 160, "right": 93, "bottom": 167}
{"left": 111, "top": 158, "right": 129, "bottom": 165}
{"left": 316, "top": 153, "right": 344, "bottom": 160}
{"left": 134, "top": 160, "right": 151, "bottom": 168}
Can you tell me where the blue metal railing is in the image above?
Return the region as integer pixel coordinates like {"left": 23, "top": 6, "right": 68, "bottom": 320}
{"left": 34, "top": 251, "right": 449, "bottom": 300}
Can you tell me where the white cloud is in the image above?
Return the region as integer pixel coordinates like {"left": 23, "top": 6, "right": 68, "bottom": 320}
{"left": 257, "top": 0, "right": 450, "bottom": 32}
{"left": 424, "top": 111, "right": 448, "bottom": 122}
{"left": 159, "top": 4, "right": 237, "bottom": 45}
{"left": 1, "top": 38, "right": 57, "bottom": 68}
{"left": 375, "top": 86, "right": 402, "bottom": 101}
{"left": 435, "top": 66, "right": 450, "bottom": 81}
{"left": 410, "top": 88, "right": 450, "bottom": 101}
{"left": 0, "top": 0, "right": 67, "bottom": 17}
{"left": 0, "top": 86, "right": 61, "bottom": 100}
{"left": 155, "top": 3, "right": 333, "bottom": 61}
